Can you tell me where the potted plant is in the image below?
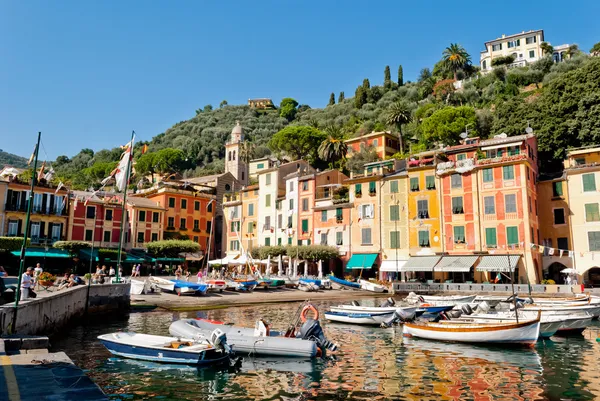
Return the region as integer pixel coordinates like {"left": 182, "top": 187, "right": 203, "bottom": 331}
{"left": 38, "top": 272, "right": 57, "bottom": 287}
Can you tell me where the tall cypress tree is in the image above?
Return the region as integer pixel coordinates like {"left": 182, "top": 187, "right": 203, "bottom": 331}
{"left": 362, "top": 78, "right": 371, "bottom": 89}
{"left": 328, "top": 92, "right": 335, "bottom": 106}
{"left": 338, "top": 91, "right": 345, "bottom": 102}
{"left": 384, "top": 65, "right": 391, "bottom": 89}
{"left": 398, "top": 65, "right": 404, "bottom": 86}
{"left": 354, "top": 86, "right": 366, "bottom": 109}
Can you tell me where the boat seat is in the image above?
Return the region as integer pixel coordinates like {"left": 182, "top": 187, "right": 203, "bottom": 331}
{"left": 165, "top": 341, "right": 193, "bottom": 349}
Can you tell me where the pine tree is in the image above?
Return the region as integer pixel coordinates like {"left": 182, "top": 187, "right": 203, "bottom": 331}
{"left": 384, "top": 65, "right": 391, "bottom": 89}
{"left": 328, "top": 92, "right": 335, "bottom": 106}
{"left": 354, "top": 86, "right": 367, "bottom": 109}
{"left": 398, "top": 65, "right": 404, "bottom": 86}
{"left": 338, "top": 91, "right": 345, "bottom": 103}
{"left": 362, "top": 78, "right": 370, "bottom": 89}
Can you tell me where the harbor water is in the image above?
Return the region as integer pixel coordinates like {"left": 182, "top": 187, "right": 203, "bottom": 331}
{"left": 51, "top": 298, "right": 600, "bottom": 400}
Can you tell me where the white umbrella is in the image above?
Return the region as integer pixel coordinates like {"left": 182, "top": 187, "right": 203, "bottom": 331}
{"left": 266, "top": 255, "right": 271, "bottom": 275}
{"left": 561, "top": 268, "right": 578, "bottom": 274}
{"left": 278, "top": 255, "right": 283, "bottom": 276}
{"left": 317, "top": 260, "right": 323, "bottom": 278}
{"left": 303, "top": 260, "right": 308, "bottom": 277}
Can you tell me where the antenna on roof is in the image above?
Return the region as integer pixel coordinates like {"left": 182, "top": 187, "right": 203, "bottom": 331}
{"left": 460, "top": 132, "right": 468, "bottom": 139}
{"left": 525, "top": 120, "right": 533, "bottom": 134}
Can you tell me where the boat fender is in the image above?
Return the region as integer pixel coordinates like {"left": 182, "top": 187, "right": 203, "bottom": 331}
{"left": 420, "top": 303, "right": 431, "bottom": 307}
{"left": 418, "top": 296, "right": 425, "bottom": 303}
{"left": 476, "top": 301, "right": 491, "bottom": 314}
{"left": 461, "top": 304, "right": 473, "bottom": 316}
{"left": 300, "top": 304, "right": 319, "bottom": 323}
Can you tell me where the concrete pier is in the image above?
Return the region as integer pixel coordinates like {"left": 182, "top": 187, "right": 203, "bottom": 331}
{"left": 0, "top": 336, "right": 107, "bottom": 401}
{"left": 0, "top": 283, "right": 130, "bottom": 335}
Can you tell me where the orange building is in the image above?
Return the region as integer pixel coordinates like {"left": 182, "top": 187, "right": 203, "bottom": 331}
{"left": 345, "top": 131, "right": 399, "bottom": 159}
{"left": 136, "top": 182, "right": 216, "bottom": 255}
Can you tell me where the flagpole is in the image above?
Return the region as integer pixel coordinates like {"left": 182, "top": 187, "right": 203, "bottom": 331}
{"left": 85, "top": 206, "right": 98, "bottom": 315}
{"left": 12, "top": 132, "right": 41, "bottom": 333}
{"left": 115, "top": 131, "right": 135, "bottom": 283}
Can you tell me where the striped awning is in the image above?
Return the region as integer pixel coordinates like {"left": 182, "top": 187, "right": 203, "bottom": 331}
{"left": 380, "top": 260, "right": 407, "bottom": 272}
{"left": 435, "top": 256, "right": 479, "bottom": 272}
{"left": 476, "top": 255, "right": 521, "bottom": 273}
{"left": 401, "top": 256, "right": 441, "bottom": 272}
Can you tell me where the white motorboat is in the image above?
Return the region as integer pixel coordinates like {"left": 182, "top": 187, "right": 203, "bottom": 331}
{"left": 98, "top": 331, "right": 231, "bottom": 366}
{"left": 203, "top": 279, "right": 227, "bottom": 292}
{"left": 519, "top": 303, "right": 600, "bottom": 319}
{"left": 406, "top": 293, "right": 476, "bottom": 304}
{"left": 130, "top": 279, "right": 150, "bottom": 295}
{"left": 358, "top": 279, "right": 387, "bottom": 293}
{"left": 169, "top": 304, "right": 337, "bottom": 358}
{"left": 149, "top": 276, "right": 175, "bottom": 292}
{"left": 403, "top": 314, "right": 541, "bottom": 345}
{"left": 324, "top": 310, "right": 394, "bottom": 325}
{"left": 455, "top": 314, "right": 563, "bottom": 338}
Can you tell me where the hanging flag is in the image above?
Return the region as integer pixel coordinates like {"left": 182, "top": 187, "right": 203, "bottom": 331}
{"left": 55, "top": 181, "right": 64, "bottom": 194}
{"left": 114, "top": 136, "right": 135, "bottom": 191}
{"left": 141, "top": 144, "right": 149, "bottom": 154}
{"left": 548, "top": 248, "right": 555, "bottom": 256}
{"left": 27, "top": 145, "right": 37, "bottom": 166}
{"left": 559, "top": 249, "right": 564, "bottom": 257}
{"left": 538, "top": 245, "right": 545, "bottom": 254}
{"left": 74, "top": 197, "right": 79, "bottom": 211}
{"left": 44, "top": 167, "right": 55, "bottom": 182}
{"left": 37, "top": 161, "right": 46, "bottom": 181}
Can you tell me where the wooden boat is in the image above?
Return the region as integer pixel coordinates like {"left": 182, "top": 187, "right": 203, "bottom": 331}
{"left": 520, "top": 303, "right": 600, "bottom": 318}
{"left": 324, "top": 310, "right": 394, "bottom": 325}
{"left": 149, "top": 276, "right": 175, "bottom": 292}
{"left": 256, "top": 278, "right": 272, "bottom": 290}
{"left": 407, "top": 293, "right": 476, "bottom": 304}
{"left": 455, "top": 315, "right": 563, "bottom": 338}
{"left": 98, "top": 332, "right": 231, "bottom": 365}
{"left": 330, "top": 304, "right": 418, "bottom": 315}
{"left": 269, "top": 279, "right": 285, "bottom": 289}
{"left": 530, "top": 294, "right": 589, "bottom": 305}
{"left": 358, "top": 279, "right": 386, "bottom": 293}
{"left": 329, "top": 275, "right": 360, "bottom": 289}
{"left": 403, "top": 314, "right": 541, "bottom": 345}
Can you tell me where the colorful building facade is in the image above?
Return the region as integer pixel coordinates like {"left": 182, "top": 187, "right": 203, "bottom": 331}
{"left": 345, "top": 131, "right": 399, "bottom": 160}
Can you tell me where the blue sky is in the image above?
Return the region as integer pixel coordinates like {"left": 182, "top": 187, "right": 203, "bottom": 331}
{"left": 1, "top": 0, "right": 598, "bottom": 159}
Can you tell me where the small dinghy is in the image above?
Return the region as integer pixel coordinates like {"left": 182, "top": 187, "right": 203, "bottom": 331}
{"left": 98, "top": 330, "right": 232, "bottom": 366}
{"left": 169, "top": 303, "right": 337, "bottom": 358}
{"left": 171, "top": 280, "right": 208, "bottom": 296}
{"left": 130, "top": 279, "right": 150, "bottom": 295}
{"left": 406, "top": 292, "right": 476, "bottom": 304}
{"left": 403, "top": 313, "right": 541, "bottom": 345}
{"left": 204, "top": 279, "right": 227, "bottom": 293}
{"left": 358, "top": 279, "right": 386, "bottom": 293}
{"left": 256, "top": 278, "right": 272, "bottom": 290}
{"left": 269, "top": 279, "right": 285, "bottom": 289}
{"left": 324, "top": 310, "right": 394, "bottom": 325}
{"left": 329, "top": 275, "right": 360, "bottom": 289}
{"left": 149, "top": 276, "right": 175, "bottom": 292}
{"left": 298, "top": 281, "right": 319, "bottom": 292}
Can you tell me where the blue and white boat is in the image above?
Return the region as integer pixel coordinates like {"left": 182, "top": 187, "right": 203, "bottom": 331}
{"left": 417, "top": 305, "right": 455, "bottom": 314}
{"left": 171, "top": 280, "right": 208, "bottom": 296}
{"left": 98, "top": 331, "right": 231, "bottom": 366}
{"left": 329, "top": 275, "right": 360, "bottom": 289}
{"left": 299, "top": 278, "right": 321, "bottom": 287}
{"left": 324, "top": 310, "right": 395, "bottom": 325}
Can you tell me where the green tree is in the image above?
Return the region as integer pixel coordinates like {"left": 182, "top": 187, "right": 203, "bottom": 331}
{"left": 354, "top": 86, "right": 367, "bottom": 109}
{"left": 385, "top": 101, "right": 412, "bottom": 152}
{"left": 338, "top": 91, "right": 345, "bottom": 102}
{"left": 442, "top": 43, "right": 472, "bottom": 80}
{"left": 540, "top": 42, "right": 554, "bottom": 56}
{"left": 0, "top": 237, "right": 30, "bottom": 251}
{"left": 239, "top": 141, "right": 256, "bottom": 165}
{"left": 590, "top": 41, "right": 600, "bottom": 56}
{"left": 203, "top": 104, "right": 213, "bottom": 113}
{"left": 53, "top": 240, "right": 91, "bottom": 256}
{"left": 279, "top": 97, "right": 299, "bottom": 121}
{"left": 268, "top": 126, "right": 327, "bottom": 164}
{"left": 384, "top": 65, "right": 391, "bottom": 89}
{"left": 146, "top": 240, "right": 200, "bottom": 257}
{"left": 346, "top": 144, "right": 379, "bottom": 174}
{"left": 135, "top": 148, "right": 187, "bottom": 177}
{"left": 421, "top": 106, "right": 478, "bottom": 146}
{"left": 362, "top": 78, "right": 370, "bottom": 89}
{"left": 397, "top": 65, "right": 404, "bottom": 86}
{"left": 328, "top": 92, "right": 335, "bottom": 106}
{"left": 318, "top": 125, "right": 348, "bottom": 168}
{"left": 219, "top": 100, "right": 228, "bottom": 108}
{"left": 491, "top": 55, "right": 516, "bottom": 67}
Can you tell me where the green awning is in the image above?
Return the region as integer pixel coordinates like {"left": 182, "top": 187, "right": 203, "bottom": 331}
{"left": 128, "top": 250, "right": 156, "bottom": 262}
{"left": 346, "top": 253, "right": 378, "bottom": 270}
{"left": 11, "top": 248, "right": 72, "bottom": 259}
{"left": 79, "top": 248, "right": 99, "bottom": 262}
{"left": 105, "top": 253, "right": 144, "bottom": 263}
{"left": 156, "top": 257, "right": 185, "bottom": 263}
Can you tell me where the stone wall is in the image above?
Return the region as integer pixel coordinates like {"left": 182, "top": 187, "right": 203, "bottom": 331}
{"left": 0, "top": 283, "right": 130, "bottom": 335}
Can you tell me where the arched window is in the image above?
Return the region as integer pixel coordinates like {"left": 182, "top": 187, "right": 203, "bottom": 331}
{"left": 482, "top": 60, "right": 487, "bottom": 70}
{"left": 233, "top": 151, "right": 236, "bottom": 161}
{"left": 228, "top": 151, "right": 231, "bottom": 161}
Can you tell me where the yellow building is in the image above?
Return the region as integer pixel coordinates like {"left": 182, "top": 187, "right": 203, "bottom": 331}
{"left": 538, "top": 171, "right": 573, "bottom": 282}
{"left": 0, "top": 178, "right": 7, "bottom": 235}
{"left": 240, "top": 185, "right": 259, "bottom": 254}
{"left": 563, "top": 147, "right": 600, "bottom": 285}
{"left": 380, "top": 166, "right": 409, "bottom": 281}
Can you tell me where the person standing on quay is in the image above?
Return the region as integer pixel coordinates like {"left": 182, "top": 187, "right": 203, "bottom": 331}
{"left": 21, "top": 267, "right": 34, "bottom": 300}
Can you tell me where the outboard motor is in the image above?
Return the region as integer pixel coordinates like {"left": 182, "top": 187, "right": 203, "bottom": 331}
{"left": 379, "top": 297, "right": 396, "bottom": 308}
{"left": 210, "top": 329, "right": 232, "bottom": 354}
{"left": 351, "top": 300, "right": 361, "bottom": 307}
{"left": 509, "top": 301, "right": 525, "bottom": 311}
{"left": 461, "top": 304, "right": 474, "bottom": 316}
{"left": 297, "top": 319, "right": 337, "bottom": 353}
{"left": 380, "top": 308, "right": 417, "bottom": 327}
{"left": 476, "top": 301, "right": 491, "bottom": 314}
{"left": 525, "top": 297, "right": 534, "bottom": 304}
{"left": 446, "top": 310, "right": 463, "bottom": 319}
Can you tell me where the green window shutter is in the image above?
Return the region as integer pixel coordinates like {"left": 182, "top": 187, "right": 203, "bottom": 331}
{"left": 361, "top": 228, "right": 371, "bottom": 244}
{"left": 390, "top": 205, "right": 399, "bottom": 221}
{"left": 355, "top": 184, "right": 362, "bottom": 194}
{"left": 277, "top": 238, "right": 281, "bottom": 245}
{"left": 257, "top": 163, "right": 264, "bottom": 169}
{"left": 453, "top": 226, "right": 465, "bottom": 242}
{"left": 265, "top": 237, "right": 271, "bottom": 246}
{"left": 583, "top": 173, "right": 596, "bottom": 192}
{"left": 288, "top": 237, "right": 292, "bottom": 245}
{"left": 248, "top": 203, "right": 254, "bottom": 216}
{"left": 410, "top": 177, "right": 419, "bottom": 191}
{"left": 553, "top": 181, "right": 563, "bottom": 197}
{"left": 588, "top": 232, "right": 600, "bottom": 251}
{"left": 301, "top": 219, "right": 308, "bottom": 233}
{"left": 390, "top": 231, "right": 400, "bottom": 248}
{"left": 485, "top": 228, "right": 497, "bottom": 247}
{"left": 265, "top": 194, "right": 271, "bottom": 207}
{"left": 426, "top": 176, "right": 435, "bottom": 189}
{"left": 503, "top": 165, "right": 514, "bottom": 180}
{"left": 369, "top": 181, "right": 376, "bottom": 193}
{"left": 247, "top": 222, "right": 254, "bottom": 233}
{"left": 266, "top": 174, "right": 271, "bottom": 185}
{"left": 390, "top": 180, "right": 398, "bottom": 193}
{"left": 336, "top": 231, "right": 343, "bottom": 245}
{"left": 585, "top": 203, "right": 600, "bottom": 222}
{"left": 506, "top": 226, "right": 518, "bottom": 245}
{"left": 418, "top": 231, "right": 429, "bottom": 247}
{"left": 321, "top": 210, "right": 327, "bottom": 222}
{"left": 336, "top": 208, "right": 343, "bottom": 219}
{"left": 483, "top": 168, "right": 493, "bottom": 182}
{"left": 452, "top": 197, "right": 463, "bottom": 213}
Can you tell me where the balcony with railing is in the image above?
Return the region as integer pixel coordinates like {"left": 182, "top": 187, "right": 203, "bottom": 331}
{"left": 5, "top": 203, "right": 68, "bottom": 216}
{"left": 223, "top": 193, "right": 241, "bottom": 204}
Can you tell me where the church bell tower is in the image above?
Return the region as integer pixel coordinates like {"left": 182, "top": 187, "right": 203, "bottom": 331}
{"left": 224, "top": 121, "right": 248, "bottom": 185}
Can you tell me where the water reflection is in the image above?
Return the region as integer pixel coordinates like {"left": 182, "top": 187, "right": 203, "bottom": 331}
{"left": 51, "top": 299, "right": 600, "bottom": 400}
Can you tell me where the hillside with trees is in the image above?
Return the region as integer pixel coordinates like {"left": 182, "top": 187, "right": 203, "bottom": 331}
{"left": 0, "top": 150, "right": 28, "bottom": 169}
{"left": 45, "top": 41, "right": 600, "bottom": 189}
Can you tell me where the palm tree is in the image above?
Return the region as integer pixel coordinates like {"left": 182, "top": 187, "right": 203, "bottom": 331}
{"left": 442, "top": 43, "right": 472, "bottom": 81}
{"left": 385, "top": 101, "right": 412, "bottom": 153}
{"left": 566, "top": 44, "right": 580, "bottom": 58}
{"left": 540, "top": 42, "right": 554, "bottom": 56}
{"left": 318, "top": 125, "right": 348, "bottom": 168}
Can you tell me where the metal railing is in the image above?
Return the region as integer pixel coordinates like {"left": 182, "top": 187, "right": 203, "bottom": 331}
{"left": 392, "top": 282, "right": 582, "bottom": 294}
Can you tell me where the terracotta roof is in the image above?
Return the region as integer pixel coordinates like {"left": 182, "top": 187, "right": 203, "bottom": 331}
{"left": 127, "top": 196, "right": 165, "bottom": 210}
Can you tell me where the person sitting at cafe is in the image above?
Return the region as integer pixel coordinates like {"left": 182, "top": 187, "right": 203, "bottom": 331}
{"left": 58, "top": 274, "right": 78, "bottom": 290}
